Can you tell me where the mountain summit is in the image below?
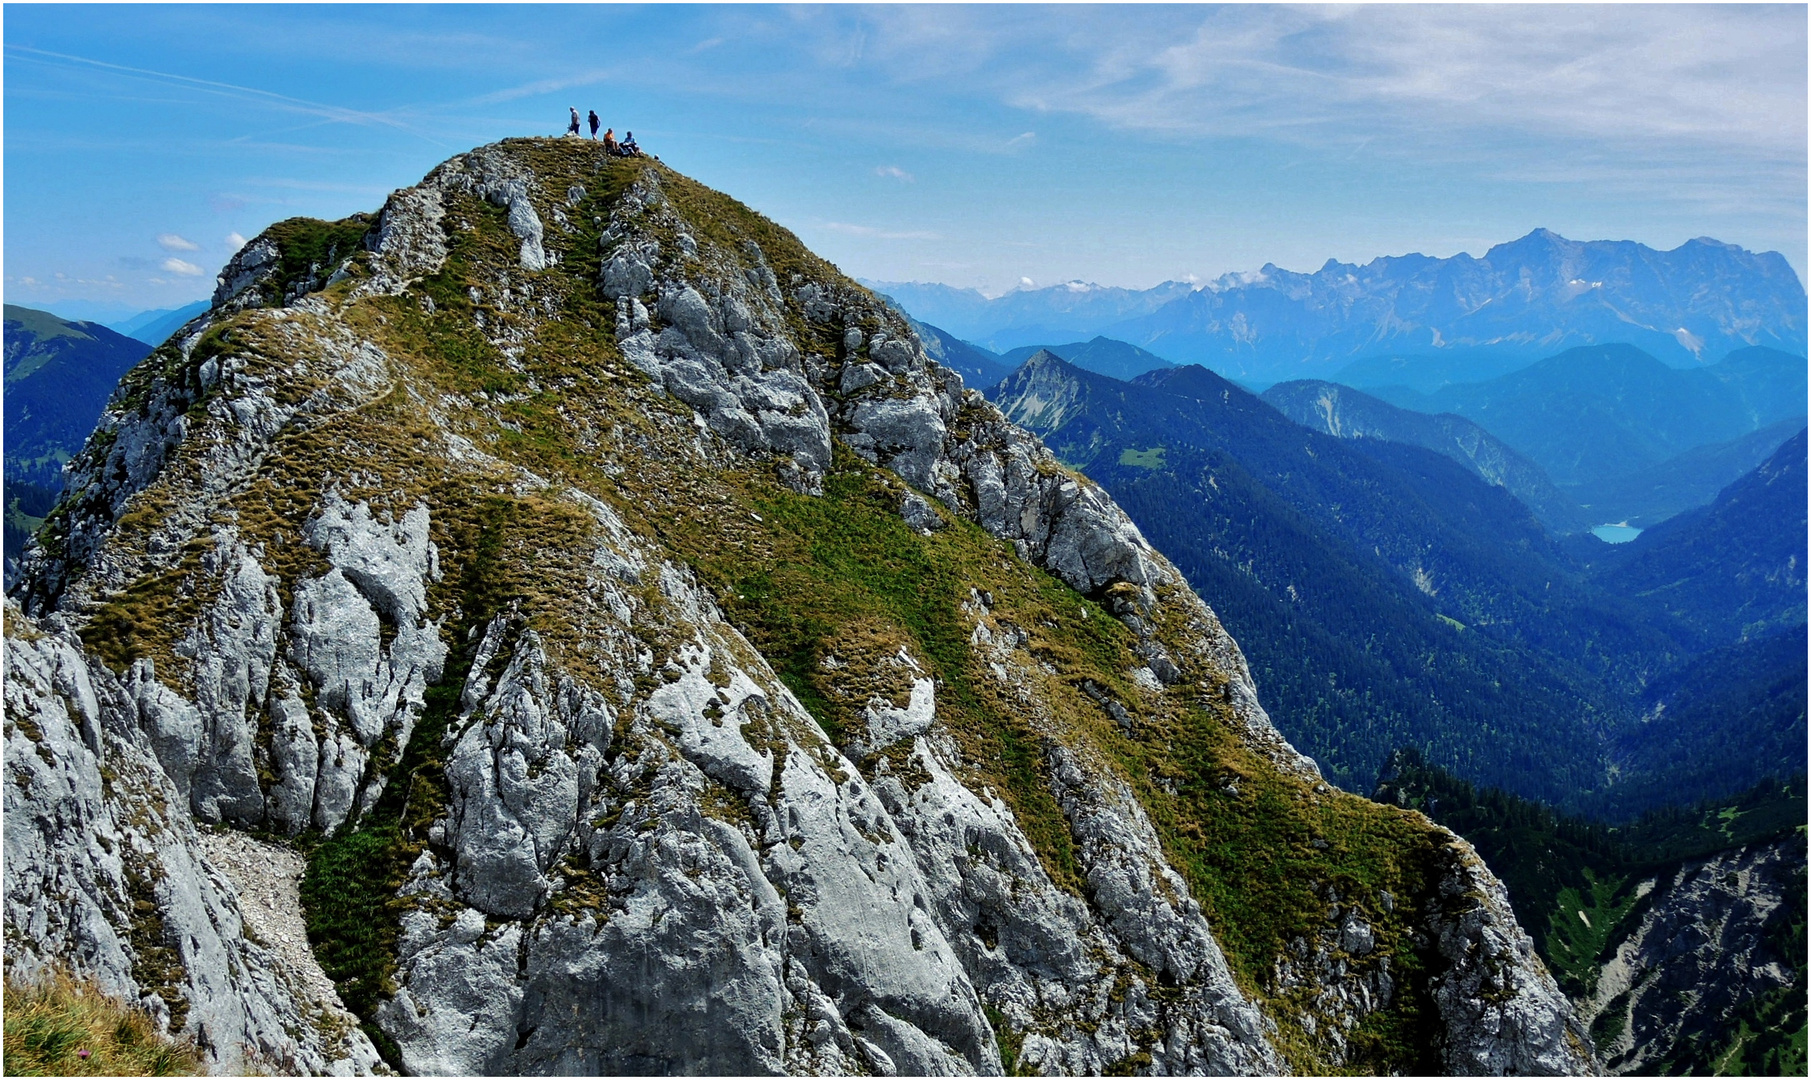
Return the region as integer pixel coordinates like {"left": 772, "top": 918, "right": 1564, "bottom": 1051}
{"left": 6, "top": 139, "right": 1589, "bottom": 1076}
{"left": 873, "top": 231, "right": 1806, "bottom": 386}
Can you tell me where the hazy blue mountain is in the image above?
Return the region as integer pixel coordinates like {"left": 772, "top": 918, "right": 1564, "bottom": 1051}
{"left": 1570, "top": 417, "right": 1807, "bottom": 528}
{"left": 110, "top": 299, "right": 210, "bottom": 346}
{"left": 108, "top": 302, "right": 185, "bottom": 339}
{"left": 5, "top": 304, "right": 150, "bottom": 486}
{"left": 28, "top": 299, "right": 141, "bottom": 325}
{"left": 996, "top": 336, "right": 1176, "bottom": 382}
{"left": 990, "top": 353, "right": 1688, "bottom": 807}
{"left": 905, "top": 317, "right": 1015, "bottom": 390}
{"left": 1705, "top": 346, "right": 1811, "bottom": 426}
{"left": 1094, "top": 230, "right": 1805, "bottom": 385}
{"left": 1332, "top": 350, "right": 1557, "bottom": 394}
{"left": 863, "top": 278, "right": 1194, "bottom": 351}
{"left": 1610, "top": 626, "right": 1807, "bottom": 814}
{"left": 1594, "top": 429, "right": 1808, "bottom": 646}
{"left": 862, "top": 280, "right": 993, "bottom": 336}
{"left": 1368, "top": 344, "right": 1809, "bottom": 488}
{"left": 1262, "top": 378, "right": 1590, "bottom": 534}
{"left": 4, "top": 304, "right": 153, "bottom": 583}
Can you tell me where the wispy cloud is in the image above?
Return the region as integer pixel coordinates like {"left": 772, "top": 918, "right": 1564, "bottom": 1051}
{"left": 226, "top": 233, "right": 248, "bottom": 252}
{"left": 161, "top": 258, "right": 203, "bottom": 276}
{"left": 986, "top": 7, "right": 1804, "bottom": 171}
{"left": 157, "top": 233, "right": 199, "bottom": 251}
{"left": 5, "top": 44, "right": 448, "bottom": 146}
{"left": 875, "top": 165, "right": 914, "bottom": 182}
{"left": 466, "top": 68, "right": 618, "bottom": 107}
{"left": 822, "top": 221, "right": 941, "bottom": 241}
{"left": 787, "top": 6, "right": 1801, "bottom": 196}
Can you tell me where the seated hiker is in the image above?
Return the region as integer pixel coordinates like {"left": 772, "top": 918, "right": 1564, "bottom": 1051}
{"left": 622, "top": 131, "right": 641, "bottom": 156}
{"left": 602, "top": 128, "right": 619, "bottom": 154}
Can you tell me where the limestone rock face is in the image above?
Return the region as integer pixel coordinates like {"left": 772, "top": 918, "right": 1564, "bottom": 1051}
{"left": 1579, "top": 838, "right": 1802, "bottom": 1075}
{"left": 214, "top": 237, "right": 283, "bottom": 312}
{"left": 1422, "top": 839, "right": 1597, "bottom": 1075}
{"left": 4, "top": 615, "right": 385, "bottom": 1075}
{"left": 6, "top": 137, "right": 1590, "bottom": 1077}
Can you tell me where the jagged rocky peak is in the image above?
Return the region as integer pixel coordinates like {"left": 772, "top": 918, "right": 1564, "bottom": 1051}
{"left": 7, "top": 137, "right": 1593, "bottom": 1076}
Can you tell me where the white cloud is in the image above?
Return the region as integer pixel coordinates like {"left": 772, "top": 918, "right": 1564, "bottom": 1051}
{"left": 1018, "top": 276, "right": 1035, "bottom": 288}
{"left": 158, "top": 233, "right": 200, "bottom": 251}
{"left": 806, "top": 5, "right": 1801, "bottom": 200}
{"left": 875, "top": 165, "right": 914, "bottom": 182}
{"left": 227, "top": 232, "right": 248, "bottom": 251}
{"left": 993, "top": 6, "right": 1804, "bottom": 170}
{"left": 823, "top": 221, "right": 941, "bottom": 241}
{"left": 162, "top": 258, "right": 203, "bottom": 276}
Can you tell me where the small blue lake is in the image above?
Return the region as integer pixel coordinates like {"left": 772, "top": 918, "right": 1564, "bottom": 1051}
{"left": 1591, "top": 524, "right": 1643, "bottom": 544}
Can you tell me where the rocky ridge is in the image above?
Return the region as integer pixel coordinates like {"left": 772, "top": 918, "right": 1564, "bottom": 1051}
{"left": 7, "top": 138, "right": 1591, "bottom": 1075}
{"left": 1259, "top": 379, "right": 1590, "bottom": 535}
{"left": 1578, "top": 837, "right": 1804, "bottom": 1074}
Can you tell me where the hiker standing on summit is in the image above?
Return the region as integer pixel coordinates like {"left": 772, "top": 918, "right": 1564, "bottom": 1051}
{"left": 567, "top": 107, "right": 581, "bottom": 136}
{"left": 588, "top": 110, "right": 600, "bottom": 139}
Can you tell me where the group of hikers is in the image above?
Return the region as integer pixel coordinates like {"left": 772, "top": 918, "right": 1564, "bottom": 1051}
{"left": 568, "top": 107, "right": 643, "bottom": 157}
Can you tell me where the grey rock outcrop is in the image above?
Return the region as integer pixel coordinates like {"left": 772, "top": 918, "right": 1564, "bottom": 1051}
{"left": 214, "top": 237, "right": 283, "bottom": 312}
{"left": 1423, "top": 838, "right": 1596, "bottom": 1075}
{"left": 1580, "top": 838, "right": 1803, "bottom": 1074}
{"left": 4, "top": 612, "right": 385, "bottom": 1074}
{"left": 6, "top": 137, "right": 1592, "bottom": 1078}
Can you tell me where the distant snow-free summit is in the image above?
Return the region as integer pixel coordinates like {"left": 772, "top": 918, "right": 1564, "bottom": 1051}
{"left": 869, "top": 230, "right": 1806, "bottom": 385}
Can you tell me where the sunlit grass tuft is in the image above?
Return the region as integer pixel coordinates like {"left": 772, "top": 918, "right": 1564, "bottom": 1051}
{"left": 3, "top": 970, "right": 202, "bottom": 1077}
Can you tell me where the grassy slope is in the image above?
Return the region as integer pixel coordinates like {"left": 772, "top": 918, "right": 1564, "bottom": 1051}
{"left": 67, "top": 139, "right": 1502, "bottom": 1075}
{"left": 2, "top": 972, "right": 202, "bottom": 1077}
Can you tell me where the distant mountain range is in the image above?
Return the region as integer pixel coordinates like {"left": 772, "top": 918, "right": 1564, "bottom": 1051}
{"left": 874, "top": 230, "right": 1806, "bottom": 386}
{"left": 1595, "top": 429, "right": 1808, "bottom": 646}
{"left": 4, "top": 304, "right": 151, "bottom": 487}
{"left": 1591, "top": 431, "right": 1808, "bottom": 813}
{"left": 1261, "top": 378, "right": 1592, "bottom": 534}
{"left": 108, "top": 299, "right": 209, "bottom": 346}
{"left": 1568, "top": 417, "right": 1806, "bottom": 529}
{"left": 997, "top": 337, "right": 1174, "bottom": 382}
{"left": 864, "top": 279, "right": 1195, "bottom": 352}
{"left": 903, "top": 317, "right": 1016, "bottom": 390}
{"left": 901, "top": 319, "right": 1177, "bottom": 390}
{"left": 990, "top": 351, "right": 1806, "bottom": 819}
{"left": 1367, "top": 344, "right": 1807, "bottom": 489}
{"left": 989, "top": 352, "right": 1686, "bottom": 807}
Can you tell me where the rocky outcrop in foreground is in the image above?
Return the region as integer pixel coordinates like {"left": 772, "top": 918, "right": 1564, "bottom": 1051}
{"left": 1580, "top": 838, "right": 1804, "bottom": 1074}
{"left": 6, "top": 138, "right": 1593, "bottom": 1076}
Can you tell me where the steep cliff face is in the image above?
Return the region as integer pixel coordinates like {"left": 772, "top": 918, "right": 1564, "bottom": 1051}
{"left": 1579, "top": 837, "right": 1805, "bottom": 1074}
{"left": 7, "top": 138, "right": 1592, "bottom": 1076}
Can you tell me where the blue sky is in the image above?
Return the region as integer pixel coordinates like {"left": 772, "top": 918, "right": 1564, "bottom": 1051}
{"left": 5, "top": 3, "right": 1805, "bottom": 319}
